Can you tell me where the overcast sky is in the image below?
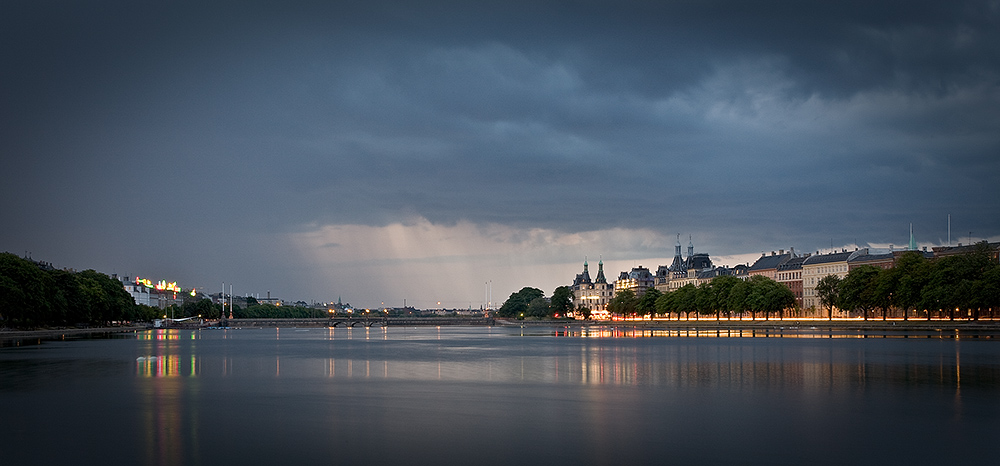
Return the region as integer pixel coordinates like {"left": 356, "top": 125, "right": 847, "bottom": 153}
{"left": 3, "top": 1, "right": 998, "bottom": 308}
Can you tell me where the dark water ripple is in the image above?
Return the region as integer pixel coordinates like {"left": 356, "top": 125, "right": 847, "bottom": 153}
{"left": 2, "top": 326, "right": 998, "bottom": 466}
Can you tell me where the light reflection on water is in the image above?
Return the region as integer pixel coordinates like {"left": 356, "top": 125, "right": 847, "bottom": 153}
{"left": 121, "top": 327, "right": 992, "bottom": 391}
{"left": 553, "top": 326, "right": 996, "bottom": 339}
{"left": 3, "top": 326, "right": 1000, "bottom": 466}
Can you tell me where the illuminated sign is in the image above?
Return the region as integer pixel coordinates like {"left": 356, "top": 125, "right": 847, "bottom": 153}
{"left": 135, "top": 277, "right": 192, "bottom": 295}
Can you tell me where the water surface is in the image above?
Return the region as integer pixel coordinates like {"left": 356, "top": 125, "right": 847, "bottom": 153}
{"left": 2, "top": 326, "right": 998, "bottom": 465}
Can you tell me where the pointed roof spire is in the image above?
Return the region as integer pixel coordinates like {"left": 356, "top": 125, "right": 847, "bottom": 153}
{"left": 909, "top": 223, "right": 917, "bottom": 250}
{"left": 595, "top": 257, "right": 607, "bottom": 284}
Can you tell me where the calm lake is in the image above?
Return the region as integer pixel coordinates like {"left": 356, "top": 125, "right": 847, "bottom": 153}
{"left": 2, "top": 325, "right": 999, "bottom": 466}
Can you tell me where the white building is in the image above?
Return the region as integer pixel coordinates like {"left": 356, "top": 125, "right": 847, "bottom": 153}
{"left": 571, "top": 259, "right": 613, "bottom": 312}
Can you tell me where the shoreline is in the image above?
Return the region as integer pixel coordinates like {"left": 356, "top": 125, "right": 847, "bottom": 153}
{"left": 0, "top": 325, "right": 146, "bottom": 342}
{"left": 497, "top": 318, "right": 1000, "bottom": 332}
{"left": 5, "top": 319, "right": 1000, "bottom": 342}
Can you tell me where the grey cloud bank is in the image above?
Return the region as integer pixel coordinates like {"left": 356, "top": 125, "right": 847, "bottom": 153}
{"left": 2, "top": 1, "right": 998, "bottom": 307}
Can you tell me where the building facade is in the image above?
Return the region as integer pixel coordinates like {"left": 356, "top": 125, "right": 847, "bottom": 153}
{"left": 747, "top": 250, "right": 794, "bottom": 280}
{"left": 801, "top": 250, "right": 859, "bottom": 310}
{"left": 571, "top": 259, "right": 613, "bottom": 311}
{"left": 615, "top": 265, "right": 655, "bottom": 296}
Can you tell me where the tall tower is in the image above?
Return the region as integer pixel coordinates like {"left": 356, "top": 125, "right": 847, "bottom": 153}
{"left": 595, "top": 259, "right": 607, "bottom": 284}
{"left": 669, "top": 234, "right": 686, "bottom": 272}
{"left": 687, "top": 235, "right": 694, "bottom": 260}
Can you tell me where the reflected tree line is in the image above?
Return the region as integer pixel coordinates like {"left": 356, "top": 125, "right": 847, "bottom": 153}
{"left": 817, "top": 247, "right": 1000, "bottom": 320}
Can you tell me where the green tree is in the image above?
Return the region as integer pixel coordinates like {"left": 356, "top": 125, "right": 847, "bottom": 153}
{"left": 550, "top": 286, "right": 573, "bottom": 317}
{"left": 887, "top": 252, "right": 930, "bottom": 319}
{"left": 0, "top": 253, "right": 53, "bottom": 327}
{"left": 695, "top": 282, "right": 715, "bottom": 318}
{"left": 637, "top": 288, "right": 662, "bottom": 317}
{"left": 921, "top": 254, "right": 972, "bottom": 320}
{"left": 744, "top": 275, "right": 772, "bottom": 320}
{"left": 815, "top": 274, "right": 842, "bottom": 320}
{"left": 498, "top": 287, "right": 545, "bottom": 318}
{"left": 655, "top": 290, "right": 675, "bottom": 319}
{"left": 840, "top": 265, "right": 881, "bottom": 320}
{"left": 727, "top": 279, "right": 749, "bottom": 319}
{"left": 984, "top": 265, "right": 1000, "bottom": 319}
{"left": 526, "top": 296, "right": 550, "bottom": 318}
{"left": 607, "top": 289, "right": 638, "bottom": 317}
{"left": 711, "top": 275, "right": 741, "bottom": 320}
{"left": 672, "top": 284, "right": 698, "bottom": 320}
{"left": 773, "top": 279, "right": 797, "bottom": 319}
{"left": 760, "top": 276, "right": 796, "bottom": 320}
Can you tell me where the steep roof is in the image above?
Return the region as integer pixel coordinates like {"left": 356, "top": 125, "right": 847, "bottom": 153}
{"left": 849, "top": 252, "right": 895, "bottom": 264}
{"left": 802, "top": 250, "right": 857, "bottom": 266}
{"left": 777, "top": 256, "right": 806, "bottom": 271}
{"left": 748, "top": 253, "right": 792, "bottom": 271}
{"left": 595, "top": 260, "right": 607, "bottom": 284}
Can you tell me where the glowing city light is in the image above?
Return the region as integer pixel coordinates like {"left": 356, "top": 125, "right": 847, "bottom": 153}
{"left": 135, "top": 276, "right": 191, "bottom": 295}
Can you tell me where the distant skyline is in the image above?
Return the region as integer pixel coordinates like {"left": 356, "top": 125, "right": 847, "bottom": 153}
{"left": 3, "top": 1, "right": 998, "bottom": 308}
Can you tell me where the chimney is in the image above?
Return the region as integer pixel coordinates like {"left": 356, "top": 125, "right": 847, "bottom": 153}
{"left": 779, "top": 249, "right": 784, "bottom": 255}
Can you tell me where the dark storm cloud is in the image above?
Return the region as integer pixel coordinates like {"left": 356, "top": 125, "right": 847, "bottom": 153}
{"left": 2, "top": 0, "right": 998, "bottom": 300}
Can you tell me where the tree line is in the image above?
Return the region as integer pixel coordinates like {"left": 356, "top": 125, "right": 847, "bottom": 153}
{"left": 815, "top": 247, "right": 1000, "bottom": 320}
{"left": 1, "top": 252, "right": 149, "bottom": 327}
{"left": 497, "top": 286, "right": 573, "bottom": 319}
{"left": 0, "top": 252, "right": 337, "bottom": 328}
{"left": 607, "top": 274, "right": 797, "bottom": 320}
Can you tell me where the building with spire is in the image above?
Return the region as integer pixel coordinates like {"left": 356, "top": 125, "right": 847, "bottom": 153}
{"left": 571, "top": 259, "right": 613, "bottom": 312}
{"left": 654, "top": 235, "right": 717, "bottom": 291}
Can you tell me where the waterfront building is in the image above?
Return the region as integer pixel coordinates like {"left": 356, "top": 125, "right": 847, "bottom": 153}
{"left": 715, "top": 264, "right": 750, "bottom": 281}
{"left": 614, "top": 265, "right": 655, "bottom": 296}
{"left": 654, "top": 237, "right": 687, "bottom": 293}
{"left": 118, "top": 275, "right": 189, "bottom": 308}
{"left": 848, "top": 249, "right": 896, "bottom": 271}
{"left": 802, "top": 249, "right": 863, "bottom": 311}
{"left": 120, "top": 276, "right": 152, "bottom": 306}
{"left": 932, "top": 241, "right": 1000, "bottom": 262}
{"left": 776, "top": 255, "right": 806, "bottom": 309}
{"left": 654, "top": 236, "right": 716, "bottom": 292}
{"left": 571, "top": 259, "right": 613, "bottom": 311}
{"left": 747, "top": 249, "right": 794, "bottom": 280}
